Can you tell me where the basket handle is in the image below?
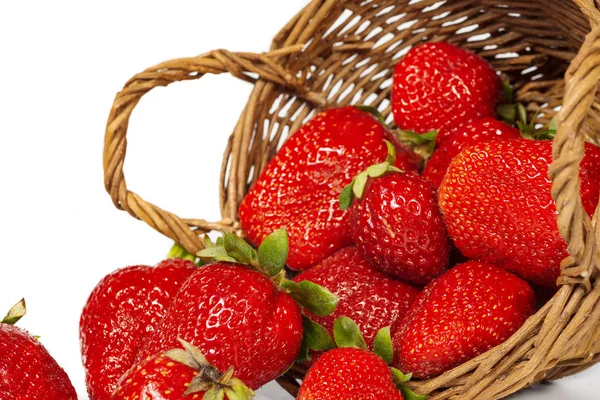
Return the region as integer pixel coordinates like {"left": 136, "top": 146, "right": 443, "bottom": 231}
{"left": 572, "top": 0, "right": 600, "bottom": 27}
{"left": 103, "top": 45, "right": 323, "bottom": 254}
{"left": 551, "top": 25, "right": 600, "bottom": 289}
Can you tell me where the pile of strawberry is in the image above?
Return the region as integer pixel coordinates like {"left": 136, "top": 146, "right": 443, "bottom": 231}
{"left": 3, "top": 42, "right": 600, "bottom": 400}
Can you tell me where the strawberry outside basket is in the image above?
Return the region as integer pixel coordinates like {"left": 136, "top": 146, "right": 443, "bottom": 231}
{"left": 103, "top": 0, "right": 600, "bottom": 398}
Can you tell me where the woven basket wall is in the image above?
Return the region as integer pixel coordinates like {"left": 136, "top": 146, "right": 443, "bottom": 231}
{"left": 104, "top": 0, "right": 600, "bottom": 398}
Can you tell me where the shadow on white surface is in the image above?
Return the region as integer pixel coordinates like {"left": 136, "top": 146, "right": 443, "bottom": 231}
{"left": 506, "top": 363, "right": 599, "bottom": 399}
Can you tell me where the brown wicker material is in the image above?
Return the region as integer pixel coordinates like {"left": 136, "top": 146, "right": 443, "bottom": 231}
{"left": 103, "top": 1, "right": 600, "bottom": 398}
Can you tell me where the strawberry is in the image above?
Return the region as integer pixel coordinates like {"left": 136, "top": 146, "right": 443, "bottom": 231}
{"left": 439, "top": 139, "right": 600, "bottom": 287}
{"left": 0, "top": 299, "right": 77, "bottom": 400}
{"left": 113, "top": 339, "right": 253, "bottom": 400}
{"left": 422, "top": 118, "right": 521, "bottom": 188}
{"left": 298, "top": 347, "right": 403, "bottom": 400}
{"left": 293, "top": 247, "right": 420, "bottom": 355}
{"left": 136, "top": 262, "right": 302, "bottom": 390}
{"left": 392, "top": 261, "right": 536, "bottom": 379}
{"left": 340, "top": 142, "right": 450, "bottom": 284}
{"left": 239, "top": 106, "right": 420, "bottom": 270}
{"left": 392, "top": 42, "right": 501, "bottom": 134}
{"left": 136, "top": 229, "right": 337, "bottom": 390}
{"left": 80, "top": 249, "right": 198, "bottom": 400}
{"left": 297, "top": 316, "right": 424, "bottom": 400}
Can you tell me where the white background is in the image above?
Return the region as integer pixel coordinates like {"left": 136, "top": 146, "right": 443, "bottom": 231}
{"left": 0, "top": 1, "right": 598, "bottom": 399}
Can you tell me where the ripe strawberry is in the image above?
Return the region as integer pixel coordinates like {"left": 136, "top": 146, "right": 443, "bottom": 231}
{"left": 392, "top": 262, "right": 535, "bottom": 379}
{"left": 297, "top": 347, "right": 404, "bottom": 400}
{"left": 340, "top": 143, "right": 450, "bottom": 284}
{"left": 299, "top": 316, "right": 426, "bottom": 400}
{"left": 351, "top": 172, "right": 449, "bottom": 284}
{"left": 439, "top": 139, "right": 600, "bottom": 287}
{"left": 136, "top": 261, "right": 303, "bottom": 390}
{"left": 0, "top": 300, "right": 77, "bottom": 400}
{"left": 294, "top": 247, "right": 421, "bottom": 352}
{"left": 134, "top": 229, "right": 336, "bottom": 391}
{"left": 80, "top": 254, "right": 198, "bottom": 400}
{"left": 113, "top": 339, "right": 253, "bottom": 400}
{"left": 423, "top": 118, "right": 521, "bottom": 188}
{"left": 239, "top": 106, "right": 420, "bottom": 270}
{"left": 392, "top": 42, "right": 501, "bottom": 133}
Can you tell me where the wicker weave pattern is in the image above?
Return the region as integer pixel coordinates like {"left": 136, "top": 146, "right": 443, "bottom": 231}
{"left": 104, "top": 1, "right": 600, "bottom": 398}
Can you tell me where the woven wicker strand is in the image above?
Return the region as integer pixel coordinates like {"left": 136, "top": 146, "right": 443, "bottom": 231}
{"left": 551, "top": 24, "right": 600, "bottom": 289}
{"left": 103, "top": 1, "right": 600, "bottom": 399}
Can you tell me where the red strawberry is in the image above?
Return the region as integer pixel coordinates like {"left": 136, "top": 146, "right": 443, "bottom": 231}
{"left": 392, "top": 42, "right": 501, "bottom": 133}
{"left": 298, "top": 347, "right": 404, "bottom": 400}
{"left": 392, "top": 262, "right": 536, "bottom": 379}
{"left": 340, "top": 143, "right": 450, "bottom": 284}
{"left": 80, "top": 255, "right": 198, "bottom": 400}
{"left": 423, "top": 118, "right": 521, "bottom": 188}
{"left": 113, "top": 339, "right": 253, "bottom": 400}
{"left": 239, "top": 106, "right": 420, "bottom": 270}
{"left": 299, "top": 316, "right": 425, "bottom": 400}
{"left": 0, "top": 300, "right": 77, "bottom": 400}
{"left": 294, "top": 247, "right": 421, "bottom": 352}
{"left": 136, "top": 261, "right": 303, "bottom": 390}
{"left": 439, "top": 139, "right": 600, "bottom": 287}
{"left": 350, "top": 172, "right": 449, "bottom": 284}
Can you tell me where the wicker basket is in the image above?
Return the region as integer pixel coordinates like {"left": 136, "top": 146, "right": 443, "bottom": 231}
{"left": 103, "top": 0, "right": 600, "bottom": 398}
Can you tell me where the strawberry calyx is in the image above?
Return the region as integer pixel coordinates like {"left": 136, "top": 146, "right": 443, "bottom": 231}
{"left": 280, "top": 280, "right": 339, "bottom": 317}
{"left": 370, "top": 324, "right": 426, "bottom": 400}
{"left": 311, "top": 316, "right": 428, "bottom": 400}
{"left": 1, "top": 298, "right": 26, "bottom": 325}
{"left": 497, "top": 80, "right": 518, "bottom": 125}
{"left": 497, "top": 81, "right": 556, "bottom": 140}
{"left": 354, "top": 105, "right": 437, "bottom": 160}
{"left": 197, "top": 229, "right": 339, "bottom": 317}
{"left": 355, "top": 105, "right": 388, "bottom": 126}
{"left": 394, "top": 128, "right": 437, "bottom": 161}
{"left": 339, "top": 140, "right": 402, "bottom": 210}
{"left": 167, "top": 242, "right": 203, "bottom": 266}
{"left": 519, "top": 115, "right": 557, "bottom": 140}
{"left": 297, "top": 316, "right": 336, "bottom": 363}
{"left": 333, "top": 315, "right": 368, "bottom": 350}
{"left": 164, "top": 338, "right": 254, "bottom": 399}
{"left": 373, "top": 327, "right": 394, "bottom": 364}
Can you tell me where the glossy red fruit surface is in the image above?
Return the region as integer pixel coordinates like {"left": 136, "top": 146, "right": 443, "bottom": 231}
{"left": 239, "top": 106, "right": 420, "bottom": 270}
{"left": 137, "top": 262, "right": 303, "bottom": 390}
{"left": 392, "top": 261, "right": 535, "bottom": 379}
{"left": 439, "top": 139, "right": 600, "bottom": 287}
{"left": 392, "top": 42, "right": 501, "bottom": 133}
{"left": 0, "top": 324, "right": 77, "bottom": 400}
{"left": 80, "top": 258, "right": 197, "bottom": 400}
{"left": 112, "top": 353, "right": 201, "bottom": 400}
{"left": 349, "top": 173, "right": 450, "bottom": 284}
{"left": 298, "top": 347, "right": 403, "bottom": 400}
{"left": 294, "top": 247, "right": 420, "bottom": 349}
{"left": 423, "top": 118, "right": 521, "bottom": 188}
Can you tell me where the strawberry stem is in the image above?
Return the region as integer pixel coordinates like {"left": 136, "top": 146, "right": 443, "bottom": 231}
{"left": 164, "top": 338, "right": 254, "bottom": 399}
